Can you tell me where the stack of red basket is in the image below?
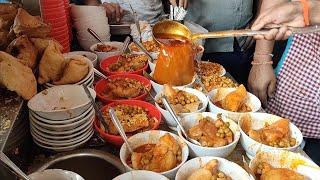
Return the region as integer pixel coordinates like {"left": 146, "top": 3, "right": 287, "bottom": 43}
{"left": 40, "top": 0, "right": 71, "bottom": 52}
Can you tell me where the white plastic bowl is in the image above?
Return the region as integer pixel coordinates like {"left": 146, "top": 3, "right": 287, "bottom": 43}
{"left": 90, "top": 41, "right": 124, "bottom": 61}
{"left": 207, "top": 88, "right": 261, "bottom": 122}
{"left": 28, "top": 85, "right": 96, "bottom": 120}
{"left": 177, "top": 112, "right": 240, "bottom": 158}
{"left": 238, "top": 113, "right": 303, "bottom": 159}
{"left": 45, "top": 55, "right": 94, "bottom": 87}
{"left": 30, "top": 120, "right": 93, "bottom": 140}
{"left": 150, "top": 71, "right": 196, "bottom": 94}
{"left": 249, "top": 150, "right": 318, "bottom": 179}
{"left": 29, "top": 108, "right": 94, "bottom": 131}
{"left": 64, "top": 51, "right": 98, "bottom": 67}
{"left": 155, "top": 87, "right": 208, "bottom": 130}
{"left": 29, "top": 169, "right": 84, "bottom": 180}
{"left": 112, "top": 170, "right": 169, "bottom": 180}
{"left": 200, "top": 61, "right": 226, "bottom": 77}
{"left": 119, "top": 130, "right": 189, "bottom": 179}
{"left": 176, "top": 156, "right": 252, "bottom": 180}
{"left": 70, "top": 5, "right": 105, "bottom": 19}
{"left": 30, "top": 115, "right": 94, "bottom": 135}
{"left": 32, "top": 130, "right": 93, "bottom": 152}
{"left": 31, "top": 126, "right": 93, "bottom": 146}
{"left": 78, "top": 36, "right": 110, "bottom": 51}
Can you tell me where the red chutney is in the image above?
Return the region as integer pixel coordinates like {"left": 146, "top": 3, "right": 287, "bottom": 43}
{"left": 153, "top": 34, "right": 195, "bottom": 86}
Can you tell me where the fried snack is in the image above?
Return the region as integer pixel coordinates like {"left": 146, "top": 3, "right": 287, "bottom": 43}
{"left": 129, "top": 40, "right": 160, "bottom": 52}
{"left": 157, "top": 85, "right": 201, "bottom": 113}
{"left": 38, "top": 42, "right": 66, "bottom": 84}
{"left": 197, "top": 61, "right": 224, "bottom": 77}
{"left": 131, "top": 133, "right": 182, "bottom": 172}
{"left": 0, "top": 51, "right": 36, "bottom": 100}
{"left": 0, "top": 30, "right": 10, "bottom": 50}
{"left": 256, "top": 162, "right": 304, "bottom": 180}
{"left": 188, "top": 114, "right": 233, "bottom": 147}
{"left": 53, "top": 55, "right": 89, "bottom": 85}
{"left": 244, "top": 118, "right": 297, "bottom": 148}
{"left": 6, "top": 35, "right": 38, "bottom": 69}
{"left": 0, "top": 4, "right": 18, "bottom": 30}
{"left": 221, "top": 84, "right": 247, "bottom": 112}
{"left": 109, "top": 54, "right": 148, "bottom": 72}
{"left": 13, "top": 8, "right": 50, "bottom": 38}
{"left": 103, "top": 78, "right": 145, "bottom": 99}
{"left": 201, "top": 75, "right": 238, "bottom": 92}
{"left": 188, "top": 159, "right": 231, "bottom": 180}
{"left": 30, "top": 38, "right": 63, "bottom": 55}
{"left": 95, "top": 44, "right": 118, "bottom": 52}
{"left": 101, "top": 104, "right": 154, "bottom": 135}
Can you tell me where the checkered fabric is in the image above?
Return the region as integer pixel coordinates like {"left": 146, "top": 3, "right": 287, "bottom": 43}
{"left": 266, "top": 32, "right": 320, "bottom": 139}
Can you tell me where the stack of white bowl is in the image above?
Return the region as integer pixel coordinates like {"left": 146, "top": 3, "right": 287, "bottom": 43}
{"left": 27, "top": 85, "right": 96, "bottom": 152}
{"left": 43, "top": 54, "right": 94, "bottom": 89}
{"left": 71, "top": 5, "right": 110, "bottom": 51}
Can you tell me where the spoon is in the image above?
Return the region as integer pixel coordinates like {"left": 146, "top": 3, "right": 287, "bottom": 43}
{"left": 132, "top": 39, "right": 155, "bottom": 63}
{"left": 143, "top": 70, "right": 156, "bottom": 82}
{"left": 87, "top": 28, "right": 106, "bottom": 45}
{"left": 242, "top": 155, "right": 257, "bottom": 180}
{"left": 161, "top": 96, "right": 202, "bottom": 146}
{"left": 121, "top": 36, "right": 131, "bottom": 54}
{"left": 0, "top": 152, "right": 30, "bottom": 180}
{"left": 82, "top": 85, "right": 109, "bottom": 132}
{"left": 109, "top": 108, "right": 134, "bottom": 153}
{"left": 152, "top": 20, "right": 320, "bottom": 43}
{"left": 94, "top": 68, "right": 110, "bottom": 81}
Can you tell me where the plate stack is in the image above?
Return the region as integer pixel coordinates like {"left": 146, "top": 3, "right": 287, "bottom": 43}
{"left": 70, "top": 5, "right": 110, "bottom": 51}
{"left": 43, "top": 55, "right": 94, "bottom": 89}
{"left": 27, "top": 85, "right": 96, "bottom": 152}
{"left": 40, "top": 0, "right": 71, "bottom": 52}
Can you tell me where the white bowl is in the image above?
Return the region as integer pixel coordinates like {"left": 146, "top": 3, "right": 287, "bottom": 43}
{"left": 78, "top": 37, "right": 110, "bottom": 51}
{"left": 30, "top": 119, "right": 93, "bottom": 140}
{"left": 28, "top": 85, "right": 96, "bottom": 120}
{"left": 30, "top": 115, "right": 94, "bottom": 135}
{"left": 45, "top": 55, "right": 94, "bottom": 87}
{"left": 150, "top": 71, "right": 196, "bottom": 94}
{"left": 154, "top": 87, "right": 208, "bottom": 130}
{"left": 29, "top": 169, "right": 84, "bottom": 180}
{"left": 44, "top": 73, "right": 94, "bottom": 89}
{"left": 200, "top": 61, "right": 226, "bottom": 77}
{"left": 207, "top": 88, "right": 261, "bottom": 122}
{"left": 112, "top": 170, "right": 169, "bottom": 180}
{"left": 64, "top": 51, "right": 98, "bottom": 67}
{"left": 249, "top": 150, "right": 318, "bottom": 179}
{"left": 31, "top": 128, "right": 93, "bottom": 146}
{"left": 70, "top": 5, "right": 105, "bottom": 19}
{"left": 29, "top": 106, "right": 93, "bottom": 125}
{"left": 90, "top": 41, "right": 124, "bottom": 61}
{"left": 32, "top": 130, "right": 93, "bottom": 152}
{"left": 177, "top": 112, "right": 240, "bottom": 158}
{"left": 238, "top": 113, "right": 303, "bottom": 159}
{"left": 30, "top": 108, "right": 94, "bottom": 131}
{"left": 119, "top": 130, "right": 189, "bottom": 179}
{"left": 176, "top": 156, "right": 252, "bottom": 180}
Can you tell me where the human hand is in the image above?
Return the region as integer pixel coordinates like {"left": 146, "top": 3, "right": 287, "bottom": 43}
{"left": 252, "top": 2, "right": 305, "bottom": 40}
{"left": 169, "top": 0, "right": 188, "bottom": 8}
{"left": 102, "top": 2, "right": 124, "bottom": 23}
{"left": 248, "top": 63, "right": 276, "bottom": 107}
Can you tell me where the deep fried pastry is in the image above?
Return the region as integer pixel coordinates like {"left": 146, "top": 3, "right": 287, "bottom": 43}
{"left": 256, "top": 162, "right": 304, "bottom": 180}
{"left": 38, "top": 42, "right": 66, "bottom": 84}
{"left": 6, "top": 35, "right": 38, "bottom": 69}
{"left": 0, "top": 4, "right": 18, "bottom": 30}
{"left": 221, "top": 84, "right": 247, "bottom": 112}
{"left": 53, "top": 55, "right": 89, "bottom": 85}
{"left": 30, "top": 38, "right": 63, "bottom": 55}
{"left": 131, "top": 133, "right": 182, "bottom": 173}
{"left": 0, "top": 51, "right": 36, "bottom": 100}
{"left": 188, "top": 160, "right": 231, "bottom": 180}
{"left": 13, "top": 8, "right": 50, "bottom": 38}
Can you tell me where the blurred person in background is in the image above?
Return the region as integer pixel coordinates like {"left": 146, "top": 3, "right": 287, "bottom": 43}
{"left": 171, "top": 0, "right": 259, "bottom": 84}
{"left": 79, "top": 0, "right": 164, "bottom": 24}
{"left": 250, "top": 0, "right": 320, "bottom": 165}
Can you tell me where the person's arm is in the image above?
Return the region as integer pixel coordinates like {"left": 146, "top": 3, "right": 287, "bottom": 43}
{"left": 248, "top": 0, "right": 287, "bottom": 106}
{"left": 309, "top": 0, "right": 320, "bottom": 24}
